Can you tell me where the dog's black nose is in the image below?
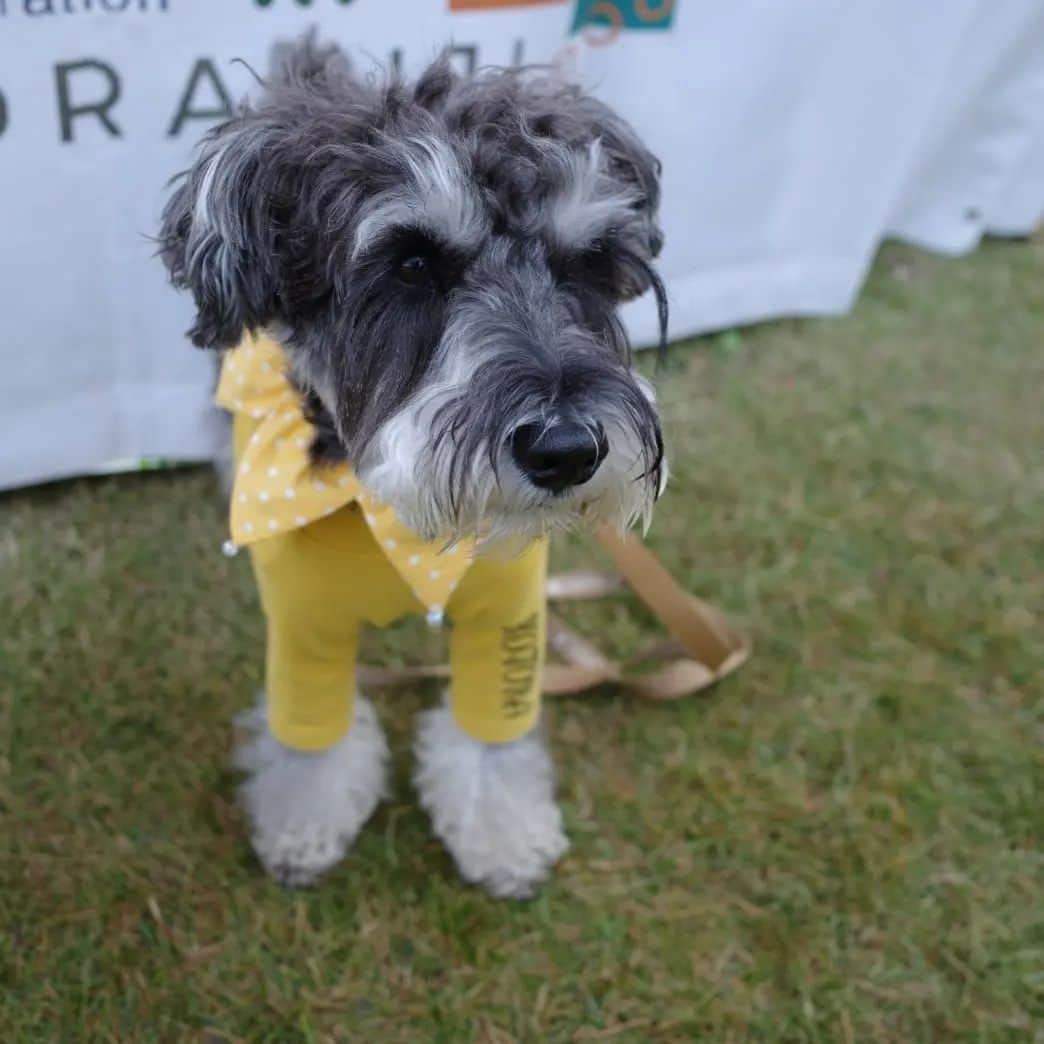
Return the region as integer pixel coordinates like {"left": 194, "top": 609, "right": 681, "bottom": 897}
{"left": 510, "top": 421, "right": 608, "bottom": 493}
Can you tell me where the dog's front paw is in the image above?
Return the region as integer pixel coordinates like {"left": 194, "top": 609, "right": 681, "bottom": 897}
{"left": 250, "top": 820, "right": 356, "bottom": 889}
{"left": 414, "top": 707, "right": 569, "bottom": 899}
{"left": 234, "top": 695, "right": 388, "bottom": 888}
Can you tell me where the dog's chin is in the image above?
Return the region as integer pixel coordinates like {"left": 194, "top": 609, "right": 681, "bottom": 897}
{"left": 357, "top": 457, "right": 660, "bottom": 549}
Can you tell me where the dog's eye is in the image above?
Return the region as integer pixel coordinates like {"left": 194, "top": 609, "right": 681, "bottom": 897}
{"left": 397, "top": 255, "right": 431, "bottom": 287}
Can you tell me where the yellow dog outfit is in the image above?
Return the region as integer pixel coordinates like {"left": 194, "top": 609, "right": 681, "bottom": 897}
{"left": 217, "top": 334, "right": 548, "bottom": 751}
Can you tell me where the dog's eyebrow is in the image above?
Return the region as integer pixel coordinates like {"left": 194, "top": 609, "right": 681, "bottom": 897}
{"left": 353, "top": 136, "right": 488, "bottom": 260}
{"left": 542, "top": 141, "right": 640, "bottom": 252}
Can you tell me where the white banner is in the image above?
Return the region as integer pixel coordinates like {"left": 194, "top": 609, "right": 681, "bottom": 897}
{"left": 1, "top": 0, "right": 1042, "bottom": 490}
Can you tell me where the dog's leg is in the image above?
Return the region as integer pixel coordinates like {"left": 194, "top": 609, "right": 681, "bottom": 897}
{"left": 234, "top": 694, "right": 388, "bottom": 888}
{"left": 416, "top": 538, "right": 566, "bottom": 898}
{"left": 414, "top": 705, "right": 569, "bottom": 899}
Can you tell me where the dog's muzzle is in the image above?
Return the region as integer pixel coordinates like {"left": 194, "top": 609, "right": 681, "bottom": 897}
{"left": 510, "top": 421, "right": 609, "bottom": 494}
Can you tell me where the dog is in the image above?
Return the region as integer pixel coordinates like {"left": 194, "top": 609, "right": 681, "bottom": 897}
{"left": 158, "top": 35, "right": 668, "bottom": 898}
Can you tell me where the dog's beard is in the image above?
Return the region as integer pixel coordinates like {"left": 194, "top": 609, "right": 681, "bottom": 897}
{"left": 285, "top": 229, "right": 669, "bottom": 548}
{"left": 355, "top": 369, "right": 664, "bottom": 547}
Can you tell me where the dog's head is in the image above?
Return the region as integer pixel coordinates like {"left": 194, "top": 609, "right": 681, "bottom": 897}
{"left": 160, "top": 36, "right": 667, "bottom": 542}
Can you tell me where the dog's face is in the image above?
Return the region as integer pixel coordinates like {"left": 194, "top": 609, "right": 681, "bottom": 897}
{"left": 161, "top": 38, "right": 667, "bottom": 542}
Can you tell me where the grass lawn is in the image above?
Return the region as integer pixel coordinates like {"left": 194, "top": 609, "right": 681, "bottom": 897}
{"left": 2, "top": 240, "right": 1042, "bottom": 1042}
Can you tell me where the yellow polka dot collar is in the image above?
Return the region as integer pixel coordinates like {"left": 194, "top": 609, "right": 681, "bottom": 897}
{"left": 215, "top": 332, "right": 476, "bottom": 624}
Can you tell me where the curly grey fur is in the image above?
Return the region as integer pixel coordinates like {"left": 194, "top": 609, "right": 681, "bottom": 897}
{"left": 160, "top": 34, "right": 667, "bottom": 539}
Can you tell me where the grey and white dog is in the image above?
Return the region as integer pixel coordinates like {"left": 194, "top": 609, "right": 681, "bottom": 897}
{"left": 159, "top": 36, "right": 667, "bottom": 898}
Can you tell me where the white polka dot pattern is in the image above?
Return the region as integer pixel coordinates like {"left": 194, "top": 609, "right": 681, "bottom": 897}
{"left": 215, "top": 331, "right": 477, "bottom": 615}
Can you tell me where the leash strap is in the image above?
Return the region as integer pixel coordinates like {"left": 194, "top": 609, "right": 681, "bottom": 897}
{"left": 357, "top": 528, "right": 751, "bottom": 700}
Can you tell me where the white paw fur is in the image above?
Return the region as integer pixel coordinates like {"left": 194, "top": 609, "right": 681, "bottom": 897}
{"left": 414, "top": 706, "right": 569, "bottom": 899}
{"left": 234, "top": 695, "right": 388, "bottom": 888}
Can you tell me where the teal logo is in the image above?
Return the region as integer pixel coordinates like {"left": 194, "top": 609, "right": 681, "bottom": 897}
{"left": 571, "top": 0, "right": 676, "bottom": 40}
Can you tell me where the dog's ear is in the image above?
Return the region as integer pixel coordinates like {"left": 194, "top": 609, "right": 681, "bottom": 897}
{"left": 159, "top": 34, "right": 355, "bottom": 349}
{"left": 159, "top": 113, "right": 283, "bottom": 349}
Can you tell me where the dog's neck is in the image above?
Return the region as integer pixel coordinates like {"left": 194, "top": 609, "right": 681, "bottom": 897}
{"left": 265, "top": 332, "right": 349, "bottom": 467}
{"left": 298, "top": 386, "right": 349, "bottom": 466}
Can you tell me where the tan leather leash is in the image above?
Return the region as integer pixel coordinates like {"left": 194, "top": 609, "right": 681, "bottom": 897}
{"left": 358, "top": 528, "right": 751, "bottom": 699}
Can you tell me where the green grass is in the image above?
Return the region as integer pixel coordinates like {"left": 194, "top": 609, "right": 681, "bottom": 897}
{"left": 3, "top": 240, "right": 1043, "bottom": 1042}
